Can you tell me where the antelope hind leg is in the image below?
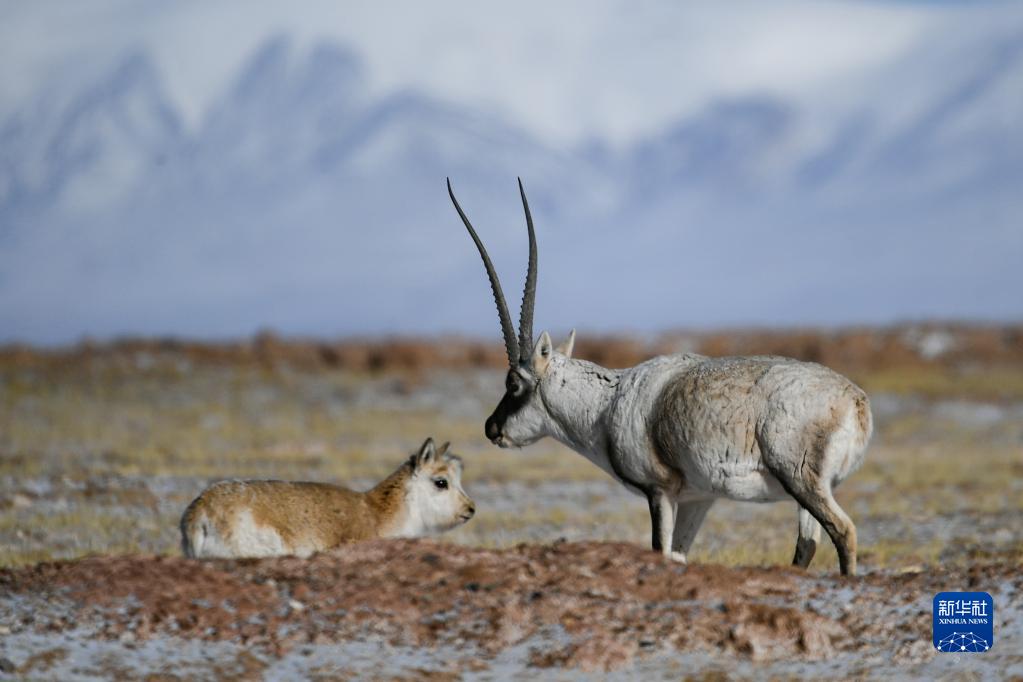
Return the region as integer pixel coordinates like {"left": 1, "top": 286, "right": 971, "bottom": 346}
{"left": 792, "top": 505, "right": 822, "bottom": 568}
{"left": 786, "top": 485, "right": 857, "bottom": 576}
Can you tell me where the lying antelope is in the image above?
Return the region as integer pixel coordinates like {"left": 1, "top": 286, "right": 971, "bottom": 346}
{"left": 448, "top": 179, "right": 872, "bottom": 575}
{"left": 180, "top": 438, "right": 474, "bottom": 558}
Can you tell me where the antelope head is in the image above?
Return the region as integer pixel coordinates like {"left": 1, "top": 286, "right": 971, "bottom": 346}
{"left": 447, "top": 179, "right": 576, "bottom": 448}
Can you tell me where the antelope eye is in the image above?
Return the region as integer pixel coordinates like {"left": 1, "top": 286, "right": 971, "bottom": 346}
{"left": 433, "top": 478, "right": 449, "bottom": 490}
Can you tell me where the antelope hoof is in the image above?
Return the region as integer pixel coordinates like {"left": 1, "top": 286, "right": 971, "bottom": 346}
{"left": 669, "top": 551, "right": 688, "bottom": 564}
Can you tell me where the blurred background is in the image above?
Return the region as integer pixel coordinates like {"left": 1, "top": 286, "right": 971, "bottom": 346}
{"left": 2, "top": 0, "right": 1021, "bottom": 343}
{"left": 0, "top": 2, "right": 1021, "bottom": 574}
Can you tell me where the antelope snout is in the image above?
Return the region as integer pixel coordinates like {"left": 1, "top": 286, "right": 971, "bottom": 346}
{"left": 485, "top": 416, "right": 502, "bottom": 444}
{"left": 461, "top": 498, "right": 476, "bottom": 521}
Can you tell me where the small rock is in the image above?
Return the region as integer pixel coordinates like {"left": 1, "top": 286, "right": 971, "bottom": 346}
{"left": 0, "top": 658, "right": 15, "bottom": 674}
{"left": 288, "top": 599, "right": 305, "bottom": 612}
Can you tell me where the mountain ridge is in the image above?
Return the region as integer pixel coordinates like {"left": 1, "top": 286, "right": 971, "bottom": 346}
{"left": 1, "top": 34, "right": 1020, "bottom": 343}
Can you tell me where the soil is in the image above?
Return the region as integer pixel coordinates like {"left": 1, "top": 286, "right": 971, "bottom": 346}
{"left": 1, "top": 540, "right": 1020, "bottom": 680}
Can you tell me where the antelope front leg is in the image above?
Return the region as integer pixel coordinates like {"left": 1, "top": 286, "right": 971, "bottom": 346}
{"left": 647, "top": 490, "right": 683, "bottom": 561}
{"left": 670, "top": 499, "right": 715, "bottom": 564}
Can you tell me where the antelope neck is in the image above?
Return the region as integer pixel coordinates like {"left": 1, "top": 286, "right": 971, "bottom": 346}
{"left": 540, "top": 360, "right": 621, "bottom": 457}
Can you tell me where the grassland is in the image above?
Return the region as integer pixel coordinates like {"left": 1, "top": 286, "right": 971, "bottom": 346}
{"left": 1, "top": 327, "right": 1021, "bottom": 571}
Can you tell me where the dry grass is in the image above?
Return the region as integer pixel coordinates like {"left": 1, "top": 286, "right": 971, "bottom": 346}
{"left": 855, "top": 364, "right": 1023, "bottom": 401}
{"left": 2, "top": 331, "right": 1021, "bottom": 570}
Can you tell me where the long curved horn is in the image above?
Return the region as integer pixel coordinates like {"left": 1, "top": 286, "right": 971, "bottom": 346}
{"left": 447, "top": 178, "right": 519, "bottom": 366}
{"left": 517, "top": 177, "right": 537, "bottom": 363}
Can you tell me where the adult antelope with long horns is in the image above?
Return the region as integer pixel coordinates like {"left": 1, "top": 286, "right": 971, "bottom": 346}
{"left": 447, "top": 178, "right": 872, "bottom": 575}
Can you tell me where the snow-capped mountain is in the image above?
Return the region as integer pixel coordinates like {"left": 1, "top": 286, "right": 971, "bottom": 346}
{"left": 1, "top": 23, "right": 1021, "bottom": 343}
{"left": 0, "top": 53, "right": 183, "bottom": 218}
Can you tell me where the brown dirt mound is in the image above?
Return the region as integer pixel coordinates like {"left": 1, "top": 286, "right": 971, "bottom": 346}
{"left": 3, "top": 540, "right": 1018, "bottom": 672}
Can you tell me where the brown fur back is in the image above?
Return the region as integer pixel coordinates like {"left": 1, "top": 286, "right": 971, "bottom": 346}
{"left": 185, "top": 478, "right": 395, "bottom": 555}
{"left": 180, "top": 445, "right": 473, "bottom": 558}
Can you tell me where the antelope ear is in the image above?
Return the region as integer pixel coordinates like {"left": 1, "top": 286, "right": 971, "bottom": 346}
{"left": 437, "top": 441, "right": 451, "bottom": 456}
{"left": 556, "top": 329, "right": 576, "bottom": 358}
{"left": 531, "top": 331, "right": 554, "bottom": 375}
{"left": 415, "top": 438, "right": 436, "bottom": 468}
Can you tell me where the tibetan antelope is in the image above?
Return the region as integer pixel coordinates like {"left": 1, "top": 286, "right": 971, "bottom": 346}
{"left": 181, "top": 438, "right": 475, "bottom": 558}
{"left": 447, "top": 179, "right": 872, "bottom": 575}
